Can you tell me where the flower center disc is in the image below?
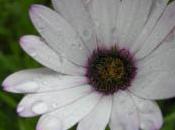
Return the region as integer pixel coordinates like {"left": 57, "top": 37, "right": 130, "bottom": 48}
{"left": 86, "top": 47, "right": 137, "bottom": 95}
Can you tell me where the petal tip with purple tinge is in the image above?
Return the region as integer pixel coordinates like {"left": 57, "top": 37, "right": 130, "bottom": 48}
{"left": 2, "top": 80, "right": 9, "bottom": 91}
{"left": 29, "top": 4, "right": 41, "bottom": 13}
{"left": 19, "top": 36, "right": 26, "bottom": 45}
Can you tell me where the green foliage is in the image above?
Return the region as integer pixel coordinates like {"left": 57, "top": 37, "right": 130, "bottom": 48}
{"left": 0, "top": 0, "right": 175, "bottom": 130}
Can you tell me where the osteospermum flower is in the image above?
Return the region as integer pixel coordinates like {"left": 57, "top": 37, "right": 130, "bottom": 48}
{"left": 2, "top": 0, "right": 175, "bottom": 130}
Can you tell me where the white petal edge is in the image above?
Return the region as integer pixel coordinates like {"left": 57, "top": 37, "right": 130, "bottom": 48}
{"left": 117, "top": 0, "right": 153, "bottom": 49}
{"left": 130, "top": 71, "right": 175, "bottom": 100}
{"left": 86, "top": 0, "right": 121, "bottom": 47}
{"left": 52, "top": 0, "right": 97, "bottom": 52}
{"left": 20, "top": 35, "right": 85, "bottom": 75}
{"left": 131, "top": 0, "right": 167, "bottom": 53}
{"left": 109, "top": 91, "right": 139, "bottom": 130}
{"left": 17, "top": 85, "right": 92, "bottom": 117}
{"left": 138, "top": 40, "right": 175, "bottom": 74}
{"left": 77, "top": 95, "right": 112, "bottom": 130}
{"left": 36, "top": 116, "right": 63, "bottom": 130}
{"left": 129, "top": 71, "right": 175, "bottom": 100}
{"left": 129, "top": 39, "right": 175, "bottom": 100}
{"left": 135, "top": 1, "right": 175, "bottom": 59}
{"left": 37, "top": 92, "right": 102, "bottom": 130}
{"left": 130, "top": 94, "right": 163, "bottom": 130}
{"left": 2, "top": 68, "right": 87, "bottom": 93}
{"left": 29, "top": 5, "right": 89, "bottom": 66}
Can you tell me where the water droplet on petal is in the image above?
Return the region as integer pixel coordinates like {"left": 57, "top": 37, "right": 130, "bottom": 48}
{"left": 94, "top": 20, "right": 100, "bottom": 28}
{"left": 17, "top": 106, "right": 25, "bottom": 113}
{"left": 78, "top": 44, "right": 83, "bottom": 50}
{"left": 140, "top": 120, "right": 153, "bottom": 130}
{"left": 52, "top": 103, "right": 58, "bottom": 109}
{"left": 71, "top": 42, "right": 84, "bottom": 50}
{"left": 42, "top": 81, "right": 49, "bottom": 86}
{"left": 31, "top": 52, "right": 37, "bottom": 57}
{"left": 16, "top": 81, "right": 39, "bottom": 93}
{"left": 38, "top": 116, "right": 62, "bottom": 130}
{"left": 82, "top": 29, "right": 91, "bottom": 40}
{"left": 28, "top": 48, "right": 37, "bottom": 57}
{"left": 32, "top": 101, "right": 48, "bottom": 114}
{"left": 37, "top": 22, "right": 46, "bottom": 32}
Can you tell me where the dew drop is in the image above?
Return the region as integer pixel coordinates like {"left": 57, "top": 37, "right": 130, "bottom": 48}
{"left": 82, "top": 29, "right": 91, "bottom": 40}
{"left": 23, "top": 39, "right": 37, "bottom": 57}
{"left": 16, "top": 81, "right": 39, "bottom": 93}
{"left": 71, "top": 42, "right": 84, "bottom": 50}
{"left": 42, "top": 81, "right": 49, "bottom": 86}
{"left": 94, "top": 20, "right": 100, "bottom": 28}
{"left": 78, "top": 44, "right": 83, "bottom": 50}
{"left": 37, "top": 22, "right": 46, "bottom": 32}
{"left": 52, "top": 103, "right": 58, "bottom": 109}
{"left": 32, "top": 101, "right": 48, "bottom": 114}
{"left": 17, "top": 106, "right": 25, "bottom": 113}
{"left": 140, "top": 120, "right": 153, "bottom": 130}
{"left": 37, "top": 116, "right": 62, "bottom": 130}
{"left": 31, "top": 52, "right": 37, "bottom": 57}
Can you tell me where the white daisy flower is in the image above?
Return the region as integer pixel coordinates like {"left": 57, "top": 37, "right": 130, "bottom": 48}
{"left": 2, "top": 0, "right": 175, "bottom": 130}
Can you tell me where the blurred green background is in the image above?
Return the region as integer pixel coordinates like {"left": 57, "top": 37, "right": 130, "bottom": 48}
{"left": 0, "top": 0, "right": 175, "bottom": 130}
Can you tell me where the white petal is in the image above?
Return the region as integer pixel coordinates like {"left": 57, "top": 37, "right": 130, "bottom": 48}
{"left": 135, "top": 2, "right": 175, "bottom": 59}
{"left": 164, "top": 27, "right": 175, "bottom": 43}
{"left": 29, "top": 5, "right": 89, "bottom": 66}
{"left": 20, "top": 35, "right": 85, "bottom": 75}
{"left": 109, "top": 91, "right": 139, "bottom": 130}
{"left": 36, "top": 116, "right": 63, "bottom": 130}
{"left": 117, "top": 0, "right": 153, "bottom": 49}
{"left": 37, "top": 92, "right": 102, "bottom": 130}
{"left": 130, "top": 70, "right": 175, "bottom": 100}
{"left": 138, "top": 41, "right": 175, "bottom": 74}
{"left": 131, "top": 0, "right": 167, "bottom": 52}
{"left": 52, "top": 0, "right": 97, "bottom": 52}
{"left": 131, "top": 95, "right": 163, "bottom": 130}
{"left": 17, "top": 85, "right": 92, "bottom": 117}
{"left": 2, "top": 68, "right": 86, "bottom": 93}
{"left": 77, "top": 95, "right": 112, "bottom": 130}
{"left": 130, "top": 39, "right": 175, "bottom": 99}
{"left": 87, "top": 0, "right": 120, "bottom": 46}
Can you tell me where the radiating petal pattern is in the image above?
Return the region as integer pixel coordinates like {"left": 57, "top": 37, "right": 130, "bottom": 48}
{"left": 37, "top": 92, "right": 102, "bottom": 130}
{"left": 20, "top": 35, "right": 85, "bottom": 75}
{"left": 52, "top": 0, "right": 97, "bottom": 52}
{"left": 131, "top": 0, "right": 167, "bottom": 52}
{"left": 2, "top": 68, "right": 86, "bottom": 93}
{"left": 131, "top": 95, "right": 163, "bottom": 130}
{"left": 130, "top": 39, "right": 175, "bottom": 100}
{"left": 109, "top": 91, "right": 139, "bottom": 130}
{"left": 135, "top": 1, "right": 175, "bottom": 59}
{"left": 29, "top": 5, "right": 89, "bottom": 66}
{"left": 77, "top": 95, "right": 112, "bottom": 130}
{"left": 2, "top": 1, "right": 175, "bottom": 130}
{"left": 86, "top": 0, "right": 121, "bottom": 47}
{"left": 17, "top": 85, "right": 92, "bottom": 117}
{"left": 116, "top": 0, "right": 153, "bottom": 49}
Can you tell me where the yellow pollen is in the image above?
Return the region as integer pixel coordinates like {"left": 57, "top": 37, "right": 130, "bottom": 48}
{"left": 97, "top": 58, "right": 124, "bottom": 80}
